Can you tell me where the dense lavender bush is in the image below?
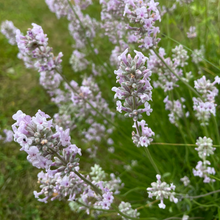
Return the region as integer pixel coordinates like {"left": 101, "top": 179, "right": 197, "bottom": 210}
{"left": 1, "top": 0, "right": 220, "bottom": 219}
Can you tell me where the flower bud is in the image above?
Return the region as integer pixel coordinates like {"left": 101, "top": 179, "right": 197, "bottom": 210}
{"left": 35, "top": 138, "right": 40, "bottom": 143}
{"left": 42, "top": 146, "right": 48, "bottom": 152}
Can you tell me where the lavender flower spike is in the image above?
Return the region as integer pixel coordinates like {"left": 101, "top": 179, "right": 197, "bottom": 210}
{"left": 112, "top": 48, "right": 153, "bottom": 121}
{"left": 15, "top": 23, "right": 63, "bottom": 90}
{"left": 1, "top": 20, "right": 19, "bottom": 45}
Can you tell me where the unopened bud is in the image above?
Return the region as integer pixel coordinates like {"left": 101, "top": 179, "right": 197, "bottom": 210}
{"left": 34, "top": 132, "right": 41, "bottom": 138}
{"left": 35, "top": 138, "right": 40, "bottom": 144}
{"left": 42, "top": 146, "right": 48, "bottom": 152}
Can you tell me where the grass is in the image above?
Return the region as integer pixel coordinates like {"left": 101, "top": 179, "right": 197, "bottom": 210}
{"left": 1, "top": 0, "right": 220, "bottom": 219}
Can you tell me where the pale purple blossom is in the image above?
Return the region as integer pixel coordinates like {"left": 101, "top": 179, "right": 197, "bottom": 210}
{"left": 16, "top": 23, "right": 63, "bottom": 90}
{"left": 187, "top": 26, "right": 197, "bottom": 38}
{"left": 193, "top": 160, "right": 215, "bottom": 183}
{"left": 1, "top": 20, "right": 19, "bottom": 45}
{"left": 147, "top": 174, "right": 178, "bottom": 209}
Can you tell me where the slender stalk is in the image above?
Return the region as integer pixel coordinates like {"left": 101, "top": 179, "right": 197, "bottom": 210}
{"left": 74, "top": 171, "right": 102, "bottom": 195}
{"left": 212, "top": 114, "right": 220, "bottom": 145}
{"left": 75, "top": 201, "right": 146, "bottom": 220}
{"left": 161, "top": 34, "right": 220, "bottom": 72}
{"left": 164, "top": 217, "right": 203, "bottom": 220}
{"left": 175, "top": 121, "right": 191, "bottom": 170}
{"left": 74, "top": 200, "right": 116, "bottom": 213}
{"left": 111, "top": 204, "right": 144, "bottom": 220}
{"left": 58, "top": 70, "right": 116, "bottom": 128}
{"left": 49, "top": 147, "right": 102, "bottom": 195}
{"left": 57, "top": 69, "right": 132, "bottom": 144}
{"left": 152, "top": 48, "right": 201, "bottom": 98}
{"left": 208, "top": 174, "right": 220, "bottom": 182}
{"left": 151, "top": 142, "right": 220, "bottom": 148}
{"left": 136, "top": 200, "right": 159, "bottom": 210}
{"left": 151, "top": 143, "right": 196, "bottom": 146}
{"left": 175, "top": 89, "right": 194, "bottom": 143}
{"left": 144, "top": 148, "right": 160, "bottom": 175}
{"left": 184, "top": 189, "right": 220, "bottom": 199}
{"left": 67, "top": 0, "right": 113, "bottom": 73}
{"left": 134, "top": 118, "right": 160, "bottom": 174}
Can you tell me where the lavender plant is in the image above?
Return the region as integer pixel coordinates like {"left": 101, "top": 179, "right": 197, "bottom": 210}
{"left": 1, "top": 0, "right": 220, "bottom": 219}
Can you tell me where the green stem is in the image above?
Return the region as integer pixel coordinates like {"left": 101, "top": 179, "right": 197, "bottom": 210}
{"left": 57, "top": 70, "right": 131, "bottom": 144}
{"left": 151, "top": 142, "right": 220, "bottom": 148}
{"left": 134, "top": 119, "right": 160, "bottom": 175}
{"left": 184, "top": 189, "right": 220, "bottom": 199}
{"left": 144, "top": 148, "right": 160, "bottom": 175}
{"left": 212, "top": 114, "right": 220, "bottom": 145}
{"left": 202, "top": 121, "right": 209, "bottom": 137}
{"left": 74, "top": 200, "right": 115, "bottom": 213}
{"left": 152, "top": 48, "right": 201, "bottom": 98}
{"left": 67, "top": 0, "right": 113, "bottom": 73}
{"left": 176, "top": 121, "right": 191, "bottom": 170}
{"left": 49, "top": 147, "right": 102, "bottom": 195}
{"left": 74, "top": 171, "right": 102, "bottom": 195}
{"left": 161, "top": 34, "right": 220, "bottom": 72}
{"left": 175, "top": 89, "right": 194, "bottom": 143}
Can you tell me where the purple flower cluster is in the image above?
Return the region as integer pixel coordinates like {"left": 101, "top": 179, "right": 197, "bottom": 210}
{"left": 45, "top": 0, "right": 91, "bottom": 19}
{"left": 12, "top": 109, "right": 80, "bottom": 169}
{"left": 0, "top": 129, "right": 14, "bottom": 143}
{"left": 16, "top": 23, "right": 63, "bottom": 90}
{"left": 193, "top": 76, "right": 220, "bottom": 125}
{"left": 193, "top": 160, "right": 215, "bottom": 183}
{"left": 12, "top": 110, "right": 122, "bottom": 210}
{"left": 176, "top": 0, "right": 194, "bottom": 5}
{"left": 5, "top": 21, "right": 113, "bottom": 148}
{"left": 8, "top": 22, "right": 115, "bottom": 165}
{"left": 100, "top": 0, "right": 126, "bottom": 44}
{"left": 148, "top": 47, "right": 186, "bottom": 92}
{"left": 50, "top": 76, "right": 115, "bottom": 143}
{"left": 164, "top": 96, "right": 189, "bottom": 126}
{"left": 193, "top": 137, "right": 216, "bottom": 183}
{"left": 69, "top": 50, "right": 89, "bottom": 72}
{"left": 1, "top": 20, "right": 18, "bottom": 45}
{"left": 187, "top": 26, "right": 197, "bottom": 38}
{"left": 191, "top": 46, "right": 205, "bottom": 65}
{"left": 132, "top": 120, "right": 154, "bottom": 147}
{"left": 123, "top": 0, "right": 161, "bottom": 49}
{"left": 112, "top": 49, "right": 153, "bottom": 120}
{"left": 112, "top": 48, "right": 154, "bottom": 147}
{"left": 118, "top": 201, "right": 140, "bottom": 219}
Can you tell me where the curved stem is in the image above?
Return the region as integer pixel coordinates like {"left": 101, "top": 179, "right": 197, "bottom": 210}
{"left": 49, "top": 147, "right": 102, "bottom": 195}
{"left": 74, "top": 200, "right": 115, "bottom": 213}
{"left": 161, "top": 34, "right": 220, "bottom": 72}
{"left": 151, "top": 142, "right": 220, "bottom": 148}
{"left": 212, "top": 114, "right": 220, "bottom": 145}
{"left": 184, "top": 189, "right": 220, "bottom": 199}
{"left": 57, "top": 70, "right": 132, "bottom": 143}
{"left": 152, "top": 48, "right": 201, "bottom": 98}
{"left": 67, "top": 0, "right": 113, "bottom": 73}
{"left": 136, "top": 200, "right": 159, "bottom": 210}
{"left": 74, "top": 171, "right": 102, "bottom": 195}
{"left": 144, "top": 148, "right": 160, "bottom": 175}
